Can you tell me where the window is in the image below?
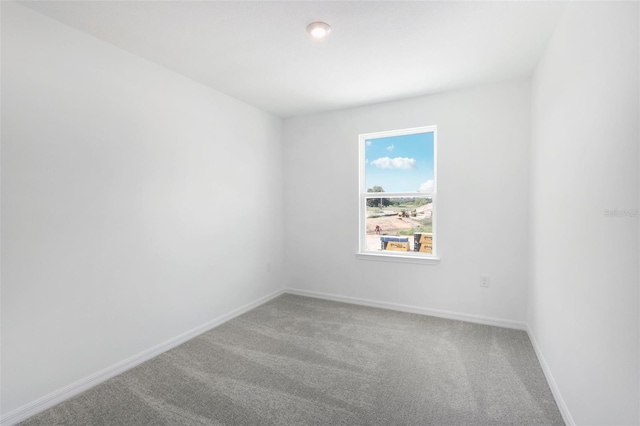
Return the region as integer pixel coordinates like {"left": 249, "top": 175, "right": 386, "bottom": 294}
{"left": 358, "top": 126, "right": 437, "bottom": 261}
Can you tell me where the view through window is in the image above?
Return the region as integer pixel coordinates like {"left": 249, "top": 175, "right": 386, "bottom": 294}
{"left": 359, "top": 126, "right": 437, "bottom": 257}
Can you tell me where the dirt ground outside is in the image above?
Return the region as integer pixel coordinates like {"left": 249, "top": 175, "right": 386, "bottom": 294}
{"left": 365, "top": 215, "right": 423, "bottom": 252}
{"left": 364, "top": 203, "right": 432, "bottom": 252}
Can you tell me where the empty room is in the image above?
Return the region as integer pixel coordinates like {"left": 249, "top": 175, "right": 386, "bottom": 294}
{"left": 1, "top": 1, "right": 639, "bottom": 425}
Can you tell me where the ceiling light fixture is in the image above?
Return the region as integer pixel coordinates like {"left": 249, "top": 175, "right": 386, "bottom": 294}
{"left": 306, "top": 21, "right": 331, "bottom": 39}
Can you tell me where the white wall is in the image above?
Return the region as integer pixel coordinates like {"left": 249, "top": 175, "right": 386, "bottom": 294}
{"left": 283, "top": 80, "right": 531, "bottom": 325}
{"left": 1, "top": 2, "right": 283, "bottom": 417}
{"left": 530, "top": 2, "right": 639, "bottom": 425}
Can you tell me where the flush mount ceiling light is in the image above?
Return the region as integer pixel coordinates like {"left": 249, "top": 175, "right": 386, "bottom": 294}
{"left": 306, "top": 21, "right": 331, "bottom": 39}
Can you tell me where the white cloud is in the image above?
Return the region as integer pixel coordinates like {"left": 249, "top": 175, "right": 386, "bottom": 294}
{"left": 386, "top": 144, "right": 394, "bottom": 151}
{"left": 419, "top": 180, "right": 434, "bottom": 192}
{"left": 365, "top": 141, "right": 372, "bottom": 147}
{"left": 370, "top": 157, "right": 416, "bottom": 169}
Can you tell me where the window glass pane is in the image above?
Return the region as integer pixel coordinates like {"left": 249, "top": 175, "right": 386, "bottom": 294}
{"left": 365, "top": 131, "right": 434, "bottom": 194}
{"left": 365, "top": 197, "right": 433, "bottom": 253}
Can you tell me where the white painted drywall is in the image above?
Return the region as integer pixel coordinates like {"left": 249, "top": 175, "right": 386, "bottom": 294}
{"left": 283, "top": 80, "right": 531, "bottom": 324}
{"left": 530, "top": 2, "right": 639, "bottom": 424}
{"left": 1, "top": 2, "right": 283, "bottom": 416}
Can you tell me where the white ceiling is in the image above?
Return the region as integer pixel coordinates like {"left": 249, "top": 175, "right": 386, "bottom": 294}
{"left": 20, "top": 1, "right": 567, "bottom": 118}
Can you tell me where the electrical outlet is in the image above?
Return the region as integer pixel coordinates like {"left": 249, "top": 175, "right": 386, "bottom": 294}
{"left": 480, "top": 275, "right": 490, "bottom": 288}
{"left": 267, "top": 262, "right": 272, "bottom": 272}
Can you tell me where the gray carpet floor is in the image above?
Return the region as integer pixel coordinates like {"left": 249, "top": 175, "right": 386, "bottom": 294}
{"left": 22, "top": 294, "right": 564, "bottom": 425}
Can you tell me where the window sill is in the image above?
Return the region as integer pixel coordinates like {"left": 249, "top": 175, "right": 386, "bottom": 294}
{"left": 355, "top": 252, "right": 440, "bottom": 265}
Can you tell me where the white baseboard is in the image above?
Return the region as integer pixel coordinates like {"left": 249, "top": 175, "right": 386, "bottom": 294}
{"left": 285, "top": 288, "right": 527, "bottom": 330}
{"left": 3, "top": 288, "right": 573, "bottom": 426}
{"left": 0, "top": 289, "right": 285, "bottom": 426}
{"left": 526, "top": 326, "right": 575, "bottom": 426}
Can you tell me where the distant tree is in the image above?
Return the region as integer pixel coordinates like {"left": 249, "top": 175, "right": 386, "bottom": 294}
{"left": 414, "top": 197, "right": 432, "bottom": 207}
{"left": 367, "top": 186, "right": 390, "bottom": 207}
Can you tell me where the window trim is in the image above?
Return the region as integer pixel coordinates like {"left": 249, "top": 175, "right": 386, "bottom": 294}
{"left": 357, "top": 125, "right": 438, "bottom": 261}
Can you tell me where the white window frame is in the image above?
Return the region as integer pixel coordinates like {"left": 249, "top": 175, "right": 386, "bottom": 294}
{"left": 357, "top": 125, "right": 439, "bottom": 264}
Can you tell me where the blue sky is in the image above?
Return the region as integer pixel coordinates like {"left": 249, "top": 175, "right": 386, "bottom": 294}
{"left": 365, "top": 131, "right": 434, "bottom": 193}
